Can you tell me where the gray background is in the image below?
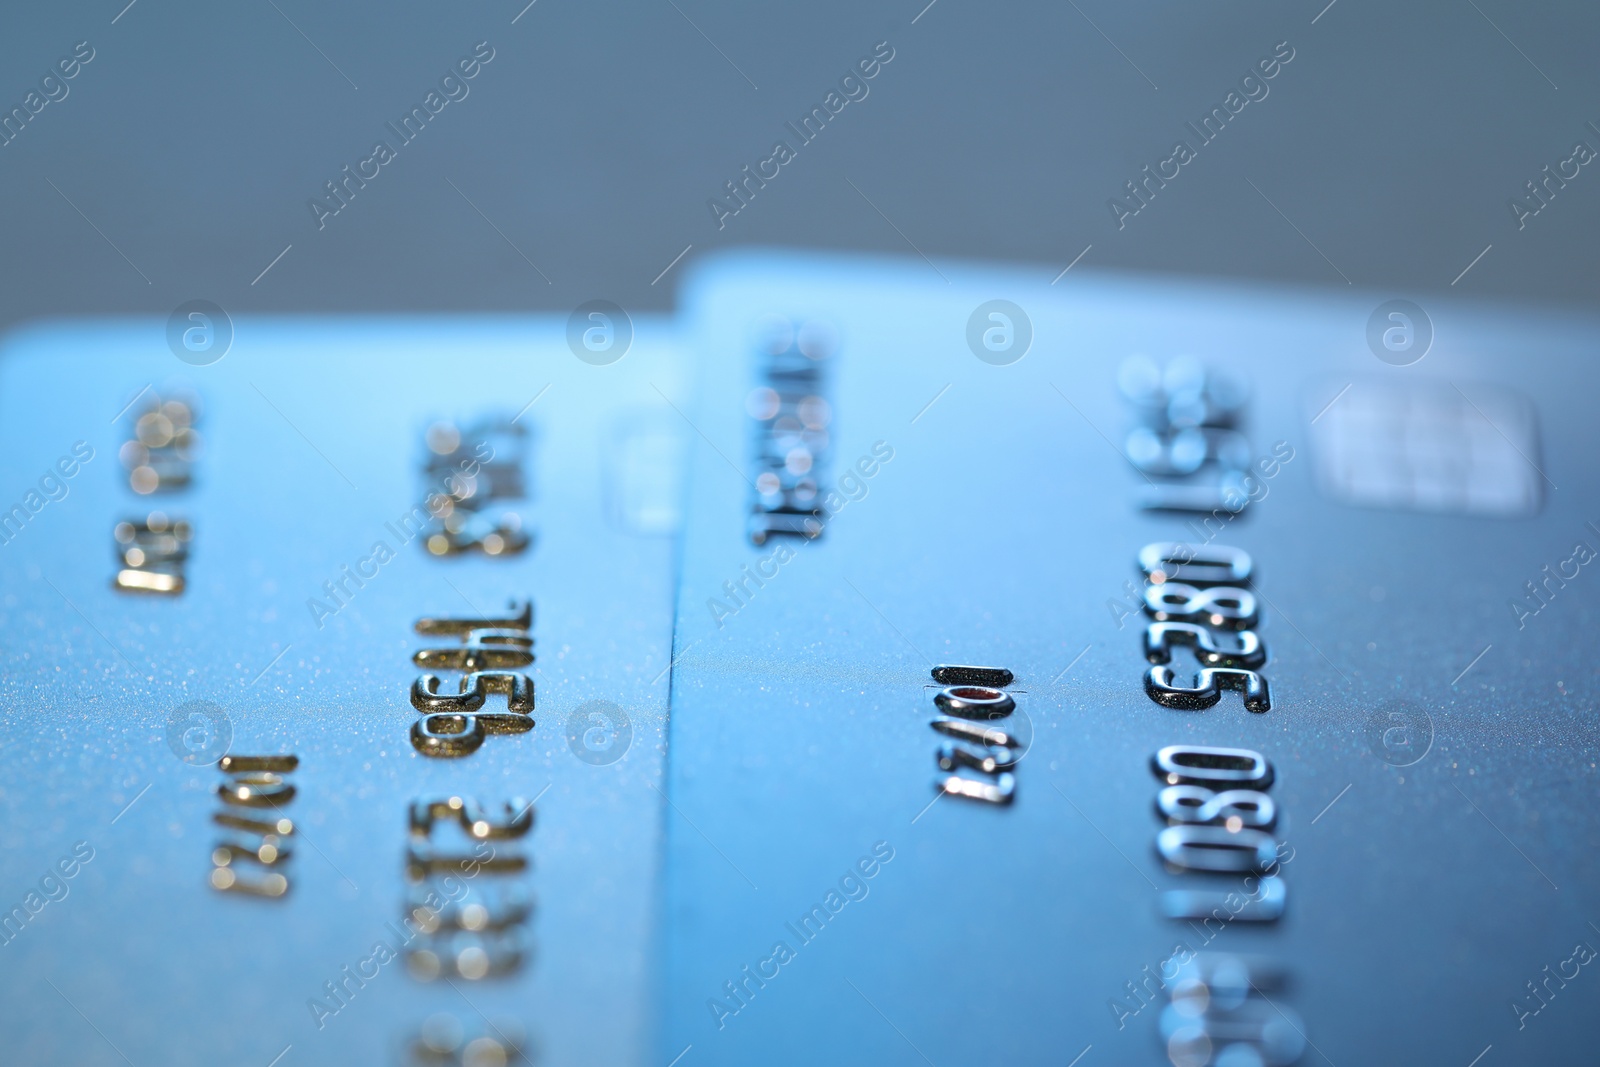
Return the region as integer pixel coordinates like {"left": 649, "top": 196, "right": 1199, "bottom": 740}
{"left": 0, "top": 0, "right": 1595, "bottom": 332}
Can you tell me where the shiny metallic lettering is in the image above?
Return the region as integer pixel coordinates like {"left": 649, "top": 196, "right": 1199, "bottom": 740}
{"left": 403, "top": 791, "right": 534, "bottom": 983}
{"left": 930, "top": 664, "right": 1015, "bottom": 687}
{"left": 1138, "top": 541, "right": 1253, "bottom": 587}
{"left": 210, "top": 754, "right": 297, "bottom": 898}
{"left": 926, "top": 667, "right": 1019, "bottom": 805}
{"left": 409, "top": 606, "right": 535, "bottom": 758}
{"left": 931, "top": 685, "right": 1016, "bottom": 720}
{"left": 1144, "top": 621, "right": 1265, "bottom": 669}
{"left": 1157, "top": 785, "right": 1277, "bottom": 831}
{"left": 1145, "top": 664, "right": 1271, "bottom": 712}
{"left": 419, "top": 417, "right": 530, "bottom": 557}
{"left": 1156, "top": 826, "right": 1278, "bottom": 874}
{"left": 747, "top": 318, "right": 834, "bottom": 544}
{"left": 1152, "top": 745, "right": 1274, "bottom": 789}
{"left": 112, "top": 514, "right": 191, "bottom": 595}
{"left": 1143, "top": 581, "right": 1259, "bottom": 630}
{"left": 937, "top": 771, "right": 1016, "bottom": 804}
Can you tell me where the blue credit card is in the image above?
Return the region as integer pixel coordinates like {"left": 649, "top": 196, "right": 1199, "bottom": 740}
{"left": 0, "top": 315, "right": 684, "bottom": 1065}
{"left": 659, "top": 250, "right": 1598, "bottom": 1066}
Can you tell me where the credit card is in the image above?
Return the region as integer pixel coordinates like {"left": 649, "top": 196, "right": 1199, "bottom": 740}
{"left": 0, "top": 313, "right": 684, "bottom": 1065}
{"left": 661, "top": 251, "right": 1600, "bottom": 1065}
